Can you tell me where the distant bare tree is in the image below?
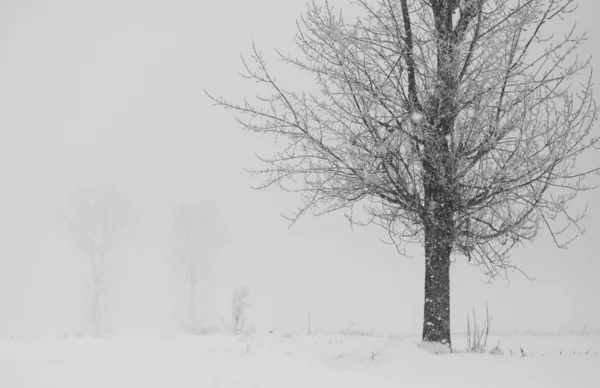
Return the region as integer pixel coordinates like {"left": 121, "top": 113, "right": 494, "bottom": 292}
{"left": 63, "top": 184, "right": 133, "bottom": 336}
{"left": 228, "top": 286, "right": 250, "bottom": 335}
{"left": 209, "top": 0, "right": 599, "bottom": 348}
{"left": 171, "top": 201, "right": 223, "bottom": 333}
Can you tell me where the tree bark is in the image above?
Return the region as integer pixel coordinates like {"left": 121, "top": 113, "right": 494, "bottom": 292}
{"left": 189, "top": 270, "right": 196, "bottom": 333}
{"left": 421, "top": 123, "right": 455, "bottom": 348}
{"left": 422, "top": 223, "right": 452, "bottom": 347}
{"left": 420, "top": 131, "right": 455, "bottom": 347}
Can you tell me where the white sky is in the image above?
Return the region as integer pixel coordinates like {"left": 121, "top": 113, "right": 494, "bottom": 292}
{"left": 0, "top": 0, "right": 599, "bottom": 337}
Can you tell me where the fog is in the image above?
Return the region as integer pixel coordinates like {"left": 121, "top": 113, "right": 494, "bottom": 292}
{"left": 1, "top": 0, "right": 599, "bottom": 339}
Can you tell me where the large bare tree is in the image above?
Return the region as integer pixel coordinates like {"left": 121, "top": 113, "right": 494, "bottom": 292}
{"left": 171, "top": 201, "right": 223, "bottom": 333}
{"left": 208, "top": 0, "right": 598, "bottom": 348}
{"left": 64, "top": 184, "right": 133, "bottom": 336}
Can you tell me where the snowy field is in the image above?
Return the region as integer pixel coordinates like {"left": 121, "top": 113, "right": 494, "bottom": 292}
{"left": 2, "top": 333, "right": 599, "bottom": 388}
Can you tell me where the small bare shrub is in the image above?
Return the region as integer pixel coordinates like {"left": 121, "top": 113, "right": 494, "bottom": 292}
{"left": 370, "top": 351, "right": 379, "bottom": 363}
{"left": 573, "top": 321, "right": 590, "bottom": 336}
{"left": 488, "top": 341, "right": 504, "bottom": 355}
{"left": 466, "top": 302, "right": 493, "bottom": 353}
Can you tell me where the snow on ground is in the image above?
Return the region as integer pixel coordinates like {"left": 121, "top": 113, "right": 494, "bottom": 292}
{"left": 1, "top": 333, "right": 598, "bottom": 388}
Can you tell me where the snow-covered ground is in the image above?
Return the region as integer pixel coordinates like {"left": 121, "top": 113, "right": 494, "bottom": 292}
{"left": 1, "top": 332, "right": 598, "bottom": 388}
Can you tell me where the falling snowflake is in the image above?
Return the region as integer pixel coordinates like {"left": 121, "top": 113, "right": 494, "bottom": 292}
{"left": 410, "top": 111, "right": 424, "bottom": 123}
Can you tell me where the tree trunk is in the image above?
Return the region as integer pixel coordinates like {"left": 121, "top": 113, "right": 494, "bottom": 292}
{"left": 91, "top": 287, "right": 100, "bottom": 337}
{"left": 90, "top": 259, "right": 101, "bottom": 337}
{"left": 421, "top": 123, "right": 455, "bottom": 348}
{"left": 422, "top": 223, "right": 452, "bottom": 348}
{"left": 189, "top": 271, "right": 196, "bottom": 333}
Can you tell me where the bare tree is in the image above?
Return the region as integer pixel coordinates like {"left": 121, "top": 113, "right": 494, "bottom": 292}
{"left": 171, "top": 201, "right": 223, "bottom": 333}
{"left": 208, "top": 0, "right": 599, "bottom": 348}
{"left": 228, "top": 286, "right": 250, "bottom": 336}
{"left": 63, "top": 184, "right": 134, "bottom": 336}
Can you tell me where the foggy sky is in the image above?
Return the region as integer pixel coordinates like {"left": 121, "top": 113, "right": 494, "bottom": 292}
{"left": 1, "top": 0, "right": 599, "bottom": 337}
